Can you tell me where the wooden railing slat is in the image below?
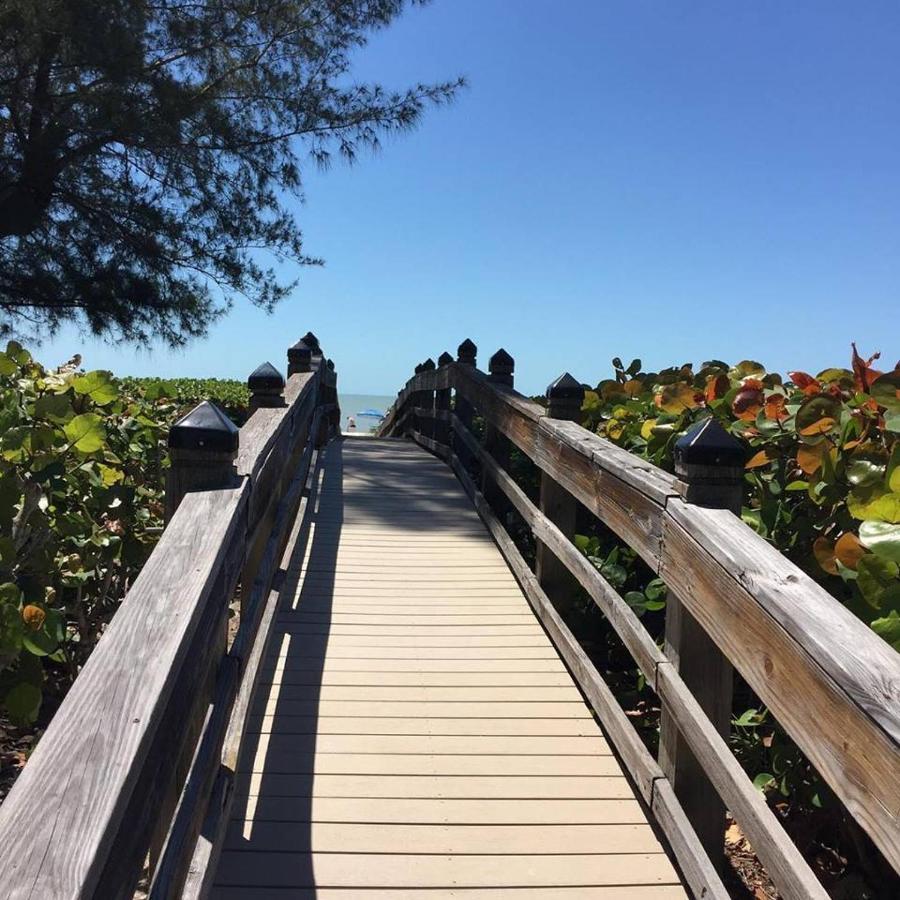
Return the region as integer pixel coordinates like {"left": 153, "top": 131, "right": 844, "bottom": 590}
{"left": 0, "top": 482, "right": 249, "bottom": 899}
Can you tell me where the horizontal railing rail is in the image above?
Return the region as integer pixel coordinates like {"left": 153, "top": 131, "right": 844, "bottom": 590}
{"left": 0, "top": 331, "right": 340, "bottom": 900}
{"left": 378, "top": 343, "right": 900, "bottom": 899}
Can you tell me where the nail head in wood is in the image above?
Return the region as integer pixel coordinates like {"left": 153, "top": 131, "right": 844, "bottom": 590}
{"left": 546, "top": 372, "right": 584, "bottom": 421}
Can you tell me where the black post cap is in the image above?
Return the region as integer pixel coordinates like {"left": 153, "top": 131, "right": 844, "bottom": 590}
{"left": 288, "top": 339, "right": 313, "bottom": 367}
{"left": 248, "top": 361, "right": 285, "bottom": 393}
{"left": 422, "top": 358, "right": 436, "bottom": 371}
{"left": 546, "top": 372, "right": 584, "bottom": 400}
{"left": 168, "top": 401, "right": 239, "bottom": 452}
{"left": 301, "top": 331, "right": 320, "bottom": 351}
{"left": 414, "top": 362, "right": 424, "bottom": 374}
{"left": 674, "top": 417, "right": 745, "bottom": 468}
{"left": 326, "top": 358, "right": 335, "bottom": 371}
{"left": 489, "top": 348, "right": 514, "bottom": 372}
{"left": 457, "top": 338, "right": 477, "bottom": 363}
{"left": 438, "top": 351, "right": 454, "bottom": 367}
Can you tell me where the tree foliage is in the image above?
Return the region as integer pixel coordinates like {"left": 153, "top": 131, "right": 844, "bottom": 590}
{"left": 0, "top": 0, "right": 461, "bottom": 344}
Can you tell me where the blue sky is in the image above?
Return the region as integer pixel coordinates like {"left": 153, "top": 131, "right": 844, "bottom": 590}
{"left": 35, "top": 0, "right": 900, "bottom": 395}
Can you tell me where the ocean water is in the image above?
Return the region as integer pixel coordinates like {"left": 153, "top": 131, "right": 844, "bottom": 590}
{"left": 338, "top": 393, "right": 396, "bottom": 433}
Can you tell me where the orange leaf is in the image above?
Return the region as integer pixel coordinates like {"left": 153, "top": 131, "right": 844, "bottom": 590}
{"left": 623, "top": 378, "right": 644, "bottom": 397}
{"left": 797, "top": 441, "right": 828, "bottom": 475}
{"left": 764, "top": 394, "right": 788, "bottom": 421}
{"left": 834, "top": 532, "right": 866, "bottom": 570}
{"left": 732, "top": 388, "right": 763, "bottom": 421}
{"left": 745, "top": 449, "right": 773, "bottom": 469}
{"left": 851, "top": 342, "right": 882, "bottom": 393}
{"left": 799, "top": 416, "right": 836, "bottom": 436}
{"left": 789, "top": 371, "right": 821, "bottom": 395}
{"left": 22, "top": 605, "right": 46, "bottom": 631}
{"left": 813, "top": 537, "right": 838, "bottom": 575}
{"left": 704, "top": 373, "right": 730, "bottom": 403}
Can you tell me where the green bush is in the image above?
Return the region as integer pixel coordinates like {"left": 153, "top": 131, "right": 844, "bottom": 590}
{"left": 0, "top": 343, "right": 181, "bottom": 724}
{"left": 579, "top": 346, "right": 899, "bottom": 648}
{"left": 122, "top": 377, "right": 250, "bottom": 425}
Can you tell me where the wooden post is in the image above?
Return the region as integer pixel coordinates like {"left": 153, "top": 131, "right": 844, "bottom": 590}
{"left": 165, "top": 401, "right": 239, "bottom": 523}
{"left": 535, "top": 373, "right": 584, "bottom": 619}
{"left": 454, "top": 339, "right": 477, "bottom": 469}
{"left": 435, "top": 351, "right": 453, "bottom": 449}
{"left": 326, "top": 359, "right": 341, "bottom": 437}
{"left": 247, "top": 361, "right": 286, "bottom": 415}
{"left": 420, "top": 358, "right": 436, "bottom": 439}
{"left": 482, "top": 348, "right": 514, "bottom": 511}
{"left": 658, "top": 416, "right": 743, "bottom": 872}
{"left": 287, "top": 339, "right": 312, "bottom": 376}
{"left": 157, "top": 401, "right": 239, "bottom": 867}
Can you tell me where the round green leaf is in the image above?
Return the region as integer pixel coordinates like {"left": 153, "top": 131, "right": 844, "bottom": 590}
{"left": 871, "top": 610, "right": 900, "bottom": 651}
{"left": 856, "top": 554, "right": 900, "bottom": 609}
{"left": 4, "top": 682, "right": 41, "bottom": 725}
{"left": 72, "top": 371, "right": 119, "bottom": 406}
{"left": 859, "top": 521, "right": 900, "bottom": 564}
{"left": 64, "top": 413, "right": 106, "bottom": 454}
{"left": 34, "top": 393, "right": 73, "bottom": 423}
{"left": 847, "top": 486, "right": 900, "bottom": 523}
{"left": 795, "top": 394, "right": 841, "bottom": 433}
{"left": 871, "top": 370, "right": 900, "bottom": 413}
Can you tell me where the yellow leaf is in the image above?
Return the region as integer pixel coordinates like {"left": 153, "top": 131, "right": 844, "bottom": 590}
{"left": 655, "top": 382, "right": 700, "bottom": 414}
{"left": 640, "top": 419, "right": 657, "bottom": 440}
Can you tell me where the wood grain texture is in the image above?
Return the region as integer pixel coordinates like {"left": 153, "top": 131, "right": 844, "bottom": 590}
{"left": 0, "top": 483, "right": 249, "bottom": 900}
{"left": 210, "top": 438, "right": 688, "bottom": 899}
{"left": 662, "top": 501, "right": 900, "bottom": 872}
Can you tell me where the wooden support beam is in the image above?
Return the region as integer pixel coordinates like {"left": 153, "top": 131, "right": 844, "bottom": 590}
{"left": 434, "top": 351, "right": 453, "bottom": 447}
{"left": 482, "top": 348, "right": 514, "bottom": 513}
{"left": 453, "top": 339, "right": 477, "bottom": 470}
{"left": 658, "top": 417, "right": 742, "bottom": 872}
{"left": 535, "top": 373, "right": 583, "bottom": 619}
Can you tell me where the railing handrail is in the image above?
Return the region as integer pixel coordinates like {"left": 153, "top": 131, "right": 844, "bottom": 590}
{"left": 0, "top": 339, "right": 340, "bottom": 900}
{"left": 379, "top": 353, "right": 900, "bottom": 894}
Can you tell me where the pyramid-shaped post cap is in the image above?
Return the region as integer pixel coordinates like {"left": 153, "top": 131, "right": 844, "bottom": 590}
{"left": 326, "top": 358, "right": 335, "bottom": 370}
{"left": 168, "top": 401, "right": 239, "bottom": 452}
{"left": 489, "top": 348, "right": 514, "bottom": 371}
{"left": 288, "top": 339, "right": 312, "bottom": 360}
{"left": 457, "top": 338, "right": 477, "bottom": 360}
{"left": 421, "top": 358, "right": 436, "bottom": 371}
{"left": 438, "top": 351, "right": 454, "bottom": 366}
{"left": 675, "top": 417, "right": 745, "bottom": 467}
{"left": 301, "top": 331, "right": 320, "bottom": 351}
{"left": 546, "top": 372, "right": 584, "bottom": 400}
{"left": 248, "top": 361, "right": 285, "bottom": 393}
{"left": 414, "top": 362, "right": 424, "bottom": 374}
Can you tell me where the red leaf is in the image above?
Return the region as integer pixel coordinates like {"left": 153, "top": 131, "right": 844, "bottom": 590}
{"left": 851, "top": 342, "right": 882, "bottom": 393}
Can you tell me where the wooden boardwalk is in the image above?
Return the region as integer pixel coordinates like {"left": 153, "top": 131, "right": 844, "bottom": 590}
{"left": 211, "top": 437, "right": 686, "bottom": 898}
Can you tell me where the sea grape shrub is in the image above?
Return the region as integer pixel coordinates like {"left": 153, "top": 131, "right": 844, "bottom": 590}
{"left": 0, "top": 343, "right": 178, "bottom": 724}
{"left": 580, "top": 347, "right": 900, "bottom": 651}
{"left": 122, "top": 377, "right": 250, "bottom": 425}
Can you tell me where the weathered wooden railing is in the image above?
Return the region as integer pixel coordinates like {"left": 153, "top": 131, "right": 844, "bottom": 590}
{"left": 378, "top": 340, "right": 900, "bottom": 900}
{"left": 0, "top": 331, "right": 340, "bottom": 900}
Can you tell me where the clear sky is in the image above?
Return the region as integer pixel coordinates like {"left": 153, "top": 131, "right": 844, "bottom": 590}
{"left": 34, "top": 0, "right": 900, "bottom": 395}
